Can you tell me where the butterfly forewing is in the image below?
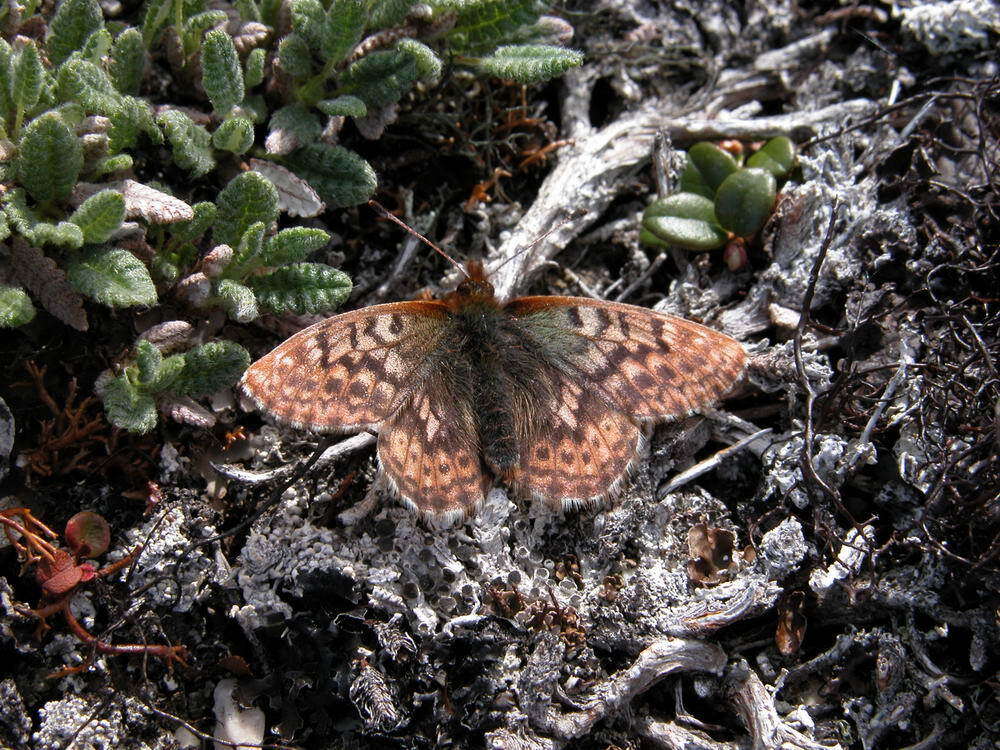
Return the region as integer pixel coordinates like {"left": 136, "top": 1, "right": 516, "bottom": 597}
{"left": 239, "top": 301, "right": 449, "bottom": 432}
{"left": 378, "top": 385, "right": 489, "bottom": 518}
{"left": 504, "top": 297, "right": 746, "bottom": 422}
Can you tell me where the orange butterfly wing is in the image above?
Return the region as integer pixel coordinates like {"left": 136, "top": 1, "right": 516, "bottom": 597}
{"left": 504, "top": 297, "right": 746, "bottom": 507}
{"left": 377, "top": 386, "right": 490, "bottom": 518}
{"left": 239, "top": 301, "right": 449, "bottom": 432}
{"left": 506, "top": 296, "right": 746, "bottom": 420}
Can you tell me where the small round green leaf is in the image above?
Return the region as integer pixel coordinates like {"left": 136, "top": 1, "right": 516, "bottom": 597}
{"left": 644, "top": 193, "right": 718, "bottom": 223}
{"left": 714, "top": 168, "right": 777, "bottom": 238}
{"left": 687, "top": 142, "right": 740, "bottom": 193}
{"left": 100, "top": 373, "right": 158, "bottom": 433}
{"left": 746, "top": 136, "right": 796, "bottom": 178}
{"left": 643, "top": 215, "right": 728, "bottom": 251}
{"left": 212, "top": 117, "right": 255, "bottom": 154}
{"left": 642, "top": 192, "right": 727, "bottom": 251}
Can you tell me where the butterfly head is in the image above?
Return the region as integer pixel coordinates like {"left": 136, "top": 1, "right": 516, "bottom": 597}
{"left": 449, "top": 260, "right": 496, "bottom": 305}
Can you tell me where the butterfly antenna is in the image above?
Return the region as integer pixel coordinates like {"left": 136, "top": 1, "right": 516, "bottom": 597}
{"left": 368, "top": 200, "right": 468, "bottom": 278}
{"left": 491, "top": 207, "right": 588, "bottom": 276}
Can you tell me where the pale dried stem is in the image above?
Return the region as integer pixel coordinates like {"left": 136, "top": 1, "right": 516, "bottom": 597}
{"left": 536, "top": 637, "right": 726, "bottom": 740}
{"left": 726, "top": 666, "right": 843, "bottom": 750}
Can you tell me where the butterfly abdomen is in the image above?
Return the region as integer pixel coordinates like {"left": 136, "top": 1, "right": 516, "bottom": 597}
{"left": 452, "top": 305, "right": 522, "bottom": 477}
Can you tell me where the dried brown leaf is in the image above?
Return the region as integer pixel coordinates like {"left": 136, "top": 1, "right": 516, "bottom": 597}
{"left": 161, "top": 395, "right": 216, "bottom": 428}
{"left": 138, "top": 320, "right": 195, "bottom": 353}
{"left": 10, "top": 238, "right": 88, "bottom": 330}
{"left": 249, "top": 159, "right": 324, "bottom": 217}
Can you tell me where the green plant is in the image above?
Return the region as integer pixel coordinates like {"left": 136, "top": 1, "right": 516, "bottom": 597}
{"left": 97, "top": 339, "right": 251, "bottom": 433}
{"left": 640, "top": 136, "right": 797, "bottom": 253}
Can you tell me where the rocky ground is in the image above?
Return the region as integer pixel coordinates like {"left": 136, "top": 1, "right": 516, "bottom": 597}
{"left": 2, "top": 1, "right": 998, "bottom": 749}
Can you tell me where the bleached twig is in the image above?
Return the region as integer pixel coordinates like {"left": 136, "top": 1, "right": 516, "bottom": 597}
{"left": 212, "top": 433, "right": 375, "bottom": 483}
{"left": 535, "top": 638, "right": 726, "bottom": 740}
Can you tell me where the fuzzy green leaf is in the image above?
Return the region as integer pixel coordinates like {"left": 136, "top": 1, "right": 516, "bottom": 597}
{"left": 66, "top": 247, "right": 157, "bottom": 307}
{"left": 245, "top": 48, "right": 266, "bottom": 88}
{"left": 317, "top": 95, "right": 367, "bottom": 118}
{"left": 57, "top": 58, "right": 120, "bottom": 115}
{"left": 135, "top": 339, "right": 163, "bottom": 385}
{"left": 320, "top": 0, "right": 366, "bottom": 63}
{"left": 228, "top": 221, "right": 266, "bottom": 276}
{"left": 262, "top": 227, "right": 330, "bottom": 265}
{"left": 476, "top": 44, "right": 582, "bottom": 83}
{"left": 212, "top": 116, "right": 254, "bottom": 153}
{"left": 443, "top": 0, "right": 542, "bottom": 54}
{"left": 0, "top": 39, "right": 14, "bottom": 119}
{"left": 268, "top": 103, "right": 321, "bottom": 145}
{"left": 101, "top": 373, "right": 157, "bottom": 433}
{"left": 170, "top": 201, "right": 217, "bottom": 242}
{"left": 397, "top": 38, "right": 443, "bottom": 82}
{"left": 157, "top": 109, "right": 215, "bottom": 177}
{"left": 17, "top": 112, "right": 83, "bottom": 202}
{"left": 714, "top": 168, "right": 777, "bottom": 237}
{"left": 746, "top": 136, "right": 796, "bottom": 178}
{"left": 213, "top": 172, "right": 279, "bottom": 248}
{"left": 0, "top": 285, "right": 36, "bottom": 327}
{"left": 277, "top": 34, "right": 314, "bottom": 79}
{"left": 141, "top": 0, "right": 173, "bottom": 45}
{"left": 289, "top": 0, "right": 326, "bottom": 53}
{"left": 369, "top": 0, "right": 417, "bottom": 29}
{"left": 202, "top": 29, "right": 244, "bottom": 114}
{"left": 12, "top": 41, "right": 44, "bottom": 116}
{"left": 69, "top": 189, "right": 125, "bottom": 243}
{"left": 81, "top": 28, "right": 113, "bottom": 63}
{"left": 47, "top": 0, "right": 105, "bottom": 67}
{"left": 0, "top": 212, "right": 8, "bottom": 242}
{"left": 283, "top": 143, "right": 376, "bottom": 208}
{"left": 686, "top": 142, "right": 739, "bottom": 194}
{"left": 250, "top": 262, "right": 352, "bottom": 314}
{"left": 108, "top": 95, "right": 162, "bottom": 151}
{"left": 149, "top": 354, "right": 186, "bottom": 392}
{"left": 91, "top": 153, "right": 134, "bottom": 177}
{"left": 215, "top": 278, "right": 259, "bottom": 322}
{"left": 173, "top": 341, "right": 250, "bottom": 397}
{"left": 30, "top": 221, "right": 86, "bottom": 248}
{"left": 109, "top": 28, "right": 146, "bottom": 95}
{"left": 342, "top": 46, "right": 420, "bottom": 109}
{"left": 183, "top": 11, "right": 230, "bottom": 44}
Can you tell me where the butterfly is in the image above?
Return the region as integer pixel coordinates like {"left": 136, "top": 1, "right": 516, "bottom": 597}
{"left": 239, "top": 261, "right": 746, "bottom": 520}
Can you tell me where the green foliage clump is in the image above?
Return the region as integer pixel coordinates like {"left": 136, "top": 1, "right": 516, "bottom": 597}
{"left": 641, "top": 137, "right": 797, "bottom": 252}
{"left": 98, "top": 340, "right": 250, "bottom": 433}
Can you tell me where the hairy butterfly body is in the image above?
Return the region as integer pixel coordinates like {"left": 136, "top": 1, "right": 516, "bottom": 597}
{"left": 240, "top": 261, "right": 746, "bottom": 519}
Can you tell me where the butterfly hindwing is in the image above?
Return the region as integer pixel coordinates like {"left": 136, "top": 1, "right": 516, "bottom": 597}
{"left": 504, "top": 296, "right": 746, "bottom": 422}
{"left": 378, "top": 384, "right": 489, "bottom": 518}
{"left": 240, "top": 301, "right": 449, "bottom": 432}
{"left": 512, "top": 369, "right": 642, "bottom": 508}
